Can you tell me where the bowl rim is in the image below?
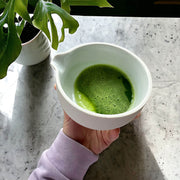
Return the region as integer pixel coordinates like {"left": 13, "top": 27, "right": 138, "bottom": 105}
{"left": 54, "top": 42, "right": 152, "bottom": 118}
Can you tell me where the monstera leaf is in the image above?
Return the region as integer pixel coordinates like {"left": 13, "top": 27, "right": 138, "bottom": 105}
{"left": 0, "top": 0, "right": 22, "bottom": 79}
{"left": 33, "top": 0, "right": 79, "bottom": 50}
{"left": 0, "top": 0, "right": 6, "bottom": 9}
{"left": 14, "top": 0, "right": 31, "bottom": 22}
{"left": 0, "top": 0, "right": 31, "bottom": 78}
{"left": 60, "top": 0, "right": 112, "bottom": 14}
{"left": 67, "top": 0, "right": 112, "bottom": 7}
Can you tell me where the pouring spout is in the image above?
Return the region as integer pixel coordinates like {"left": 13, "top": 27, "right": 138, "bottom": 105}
{"left": 51, "top": 53, "right": 67, "bottom": 74}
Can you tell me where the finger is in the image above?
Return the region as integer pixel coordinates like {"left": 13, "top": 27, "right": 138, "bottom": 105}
{"left": 134, "top": 113, "right": 141, "bottom": 119}
{"left": 107, "top": 128, "right": 120, "bottom": 143}
{"left": 54, "top": 84, "right": 56, "bottom": 90}
{"left": 63, "top": 111, "right": 72, "bottom": 123}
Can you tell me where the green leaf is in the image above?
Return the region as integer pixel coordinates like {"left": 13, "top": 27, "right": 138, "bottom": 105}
{"left": 0, "top": 0, "right": 6, "bottom": 9}
{"left": 68, "top": 0, "right": 113, "bottom": 7}
{"left": 33, "top": 0, "right": 79, "bottom": 50}
{"left": 16, "top": 19, "right": 25, "bottom": 37}
{"left": 32, "top": 0, "right": 51, "bottom": 40}
{"left": 48, "top": 14, "right": 58, "bottom": 49}
{"left": 14, "top": 0, "right": 31, "bottom": 23}
{"left": 0, "top": 0, "right": 22, "bottom": 79}
{"left": 61, "top": 0, "right": 112, "bottom": 13}
{"left": 61, "top": 0, "right": 71, "bottom": 13}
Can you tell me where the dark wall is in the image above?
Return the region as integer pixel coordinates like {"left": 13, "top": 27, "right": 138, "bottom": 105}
{"left": 63, "top": 0, "right": 180, "bottom": 17}
{"left": 27, "top": 0, "right": 180, "bottom": 17}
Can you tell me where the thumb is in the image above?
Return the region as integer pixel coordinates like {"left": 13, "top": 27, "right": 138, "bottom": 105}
{"left": 107, "top": 128, "right": 120, "bottom": 142}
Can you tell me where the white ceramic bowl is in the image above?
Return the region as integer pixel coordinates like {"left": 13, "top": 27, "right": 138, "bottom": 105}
{"left": 51, "top": 43, "right": 152, "bottom": 130}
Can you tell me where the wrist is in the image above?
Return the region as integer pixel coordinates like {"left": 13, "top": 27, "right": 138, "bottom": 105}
{"left": 63, "top": 128, "right": 94, "bottom": 154}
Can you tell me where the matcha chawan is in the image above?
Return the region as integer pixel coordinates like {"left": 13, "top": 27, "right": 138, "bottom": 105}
{"left": 74, "top": 64, "right": 134, "bottom": 114}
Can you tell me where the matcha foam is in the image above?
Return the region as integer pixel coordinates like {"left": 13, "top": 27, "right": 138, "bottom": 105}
{"left": 74, "top": 64, "right": 134, "bottom": 114}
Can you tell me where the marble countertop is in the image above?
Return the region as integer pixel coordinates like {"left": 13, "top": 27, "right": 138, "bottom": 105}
{"left": 0, "top": 16, "right": 180, "bottom": 180}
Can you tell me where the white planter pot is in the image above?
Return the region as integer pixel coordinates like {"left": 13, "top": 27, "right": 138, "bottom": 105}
{"left": 16, "top": 31, "right": 51, "bottom": 66}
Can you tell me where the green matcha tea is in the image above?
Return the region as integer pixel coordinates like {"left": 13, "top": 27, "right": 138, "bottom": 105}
{"left": 74, "top": 64, "right": 134, "bottom": 114}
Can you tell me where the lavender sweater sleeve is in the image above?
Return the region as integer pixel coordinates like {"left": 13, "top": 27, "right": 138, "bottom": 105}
{"left": 29, "top": 129, "right": 98, "bottom": 180}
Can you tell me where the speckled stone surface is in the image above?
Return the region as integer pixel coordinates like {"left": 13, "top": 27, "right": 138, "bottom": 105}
{"left": 0, "top": 16, "right": 180, "bottom": 180}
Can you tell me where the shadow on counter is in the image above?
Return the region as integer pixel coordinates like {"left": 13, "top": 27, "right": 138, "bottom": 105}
{"left": 10, "top": 56, "right": 59, "bottom": 176}
{"left": 85, "top": 118, "right": 165, "bottom": 180}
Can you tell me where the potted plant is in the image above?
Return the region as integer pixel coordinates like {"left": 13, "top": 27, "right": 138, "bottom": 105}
{"left": 0, "top": 0, "right": 112, "bottom": 79}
